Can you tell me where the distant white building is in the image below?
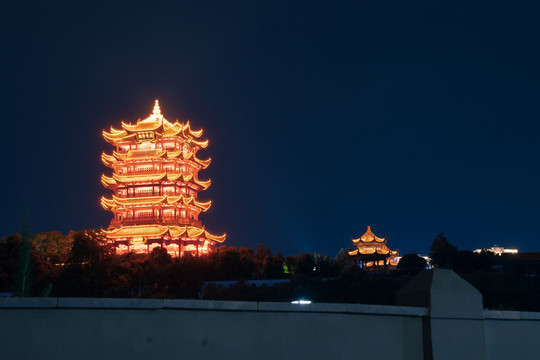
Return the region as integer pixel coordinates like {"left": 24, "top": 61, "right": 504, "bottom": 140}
{"left": 473, "top": 245, "right": 518, "bottom": 256}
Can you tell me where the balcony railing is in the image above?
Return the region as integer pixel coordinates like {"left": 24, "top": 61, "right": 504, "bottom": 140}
{"left": 125, "top": 193, "right": 160, "bottom": 197}
{"left": 110, "top": 217, "right": 202, "bottom": 227}
{"left": 117, "top": 168, "right": 181, "bottom": 176}
{"left": 119, "top": 192, "right": 192, "bottom": 198}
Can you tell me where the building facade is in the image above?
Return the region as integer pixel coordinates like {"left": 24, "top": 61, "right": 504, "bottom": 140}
{"left": 101, "top": 100, "right": 225, "bottom": 256}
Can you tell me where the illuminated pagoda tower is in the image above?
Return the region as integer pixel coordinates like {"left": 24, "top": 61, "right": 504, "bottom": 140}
{"left": 101, "top": 100, "right": 226, "bottom": 256}
{"left": 348, "top": 226, "right": 399, "bottom": 271}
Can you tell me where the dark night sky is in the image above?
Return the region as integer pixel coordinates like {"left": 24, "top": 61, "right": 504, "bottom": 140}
{"left": 2, "top": 1, "right": 540, "bottom": 256}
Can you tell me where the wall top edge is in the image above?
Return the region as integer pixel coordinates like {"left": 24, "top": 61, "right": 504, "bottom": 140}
{"left": 483, "top": 309, "right": 540, "bottom": 320}
{"left": 4, "top": 298, "right": 539, "bottom": 320}
{"left": 0, "top": 298, "right": 428, "bottom": 316}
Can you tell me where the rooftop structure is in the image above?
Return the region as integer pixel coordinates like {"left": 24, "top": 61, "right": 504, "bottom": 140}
{"left": 101, "top": 100, "right": 226, "bottom": 256}
{"left": 348, "top": 226, "right": 399, "bottom": 271}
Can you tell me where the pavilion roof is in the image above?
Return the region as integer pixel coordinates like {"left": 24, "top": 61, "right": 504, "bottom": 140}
{"left": 102, "top": 225, "right": 226, "bottom": 243}
{"left": 100, "top": 194, "right": 212, "bottom": 211}
{"left": 101, "top": 149, "right": 211, "bottom": 169}
{"left": 352, "top": 225, "right": 387, "bottom": 244}
{"left": 100, "top": 172, "right": 211, "bottom": 190}
{"left": 348, "top": 244, "right": 398, "bottom": 256}
{"left": 102, "top": 100, "right": 207, "bottom": 145}
{"left": 113, "top": 149, "right": 167, "bottom": 160}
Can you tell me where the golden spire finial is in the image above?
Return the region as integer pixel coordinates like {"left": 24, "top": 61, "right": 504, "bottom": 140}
{"left": 153, "top": 99, "right": 161, "bottom": 116}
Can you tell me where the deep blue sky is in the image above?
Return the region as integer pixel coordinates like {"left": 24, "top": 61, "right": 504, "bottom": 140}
{"left": 2, "top": 1, "right": 540, "bottom": 256}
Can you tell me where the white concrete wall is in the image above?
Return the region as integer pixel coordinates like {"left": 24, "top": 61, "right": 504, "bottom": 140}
{"left": 483, "top": 310, "right": 540, "bottom": 360}
{"left": 0, "top": 298, "right": 425, "bottom": 360}
{"left": 3, "top": 270, "right": 540, "bottom": 360}
{"left": 395, "top": 269, "right": 540, "bottom": 360}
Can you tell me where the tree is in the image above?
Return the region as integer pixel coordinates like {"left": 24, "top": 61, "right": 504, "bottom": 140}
{"left": 32, "top": 231, "right": 72, "bottom": 267}
{"left": 294, "top": 253, "right": 316, "bottom": 277}
{"left": 32, "top": 231, "right": 73, "bottom": 293}
{"left": 334, "top": 249, "right": 352, "bottom": 266}
{"left": 55, "top": 230, "right": 109, "bottom": 297}
{"left": 429, "top": 233, "right": 457, "bottom": 269}
{"left": 68, "top": 229, "right": 106, "bottom": 265}
{"left": 0, "top": 234, "right": 23, "bottom": 292}
{"left": 262, "top": 252, "right": 285, "bottom": 279}
{"left": 149, "top": 246, "right": 172, "bottom": 266}
{"left": 254, "top": 244, "right": 271, "bottom": 258}
{"left": 12, "top": 213, "right": 34, "bottom": 297}
{"left": 12, "top": 237, "right": 33, "bottom": 297}
{"left": 397, "top": 253, "right": 428, "bottom": 275}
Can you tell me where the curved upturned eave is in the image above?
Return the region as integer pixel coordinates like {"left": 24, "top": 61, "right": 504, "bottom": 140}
{"left": 167, "top": 195, "right": 212, "bottom": 211}
{"left": 193, "top": 178, "right": 211, "bottom": 189}
{"left": 186, "top": 226, "right": 205, "bottom": 238}
{"left": 104, "top": 225, "right": 170, "bottom": 238}
{"left": 166, "top": 173, "right": 211, "bottom": 190}
{"left": 358, "top": 248, "right": 391, "bottom": 255}
{"left": 359, "top": 228, "right": 387, "bottom": 243}
{"left": 101, "top": 196, "right": 116, "bottom": 211}
{"left": 193, "top": 153, "right": 211, "bottom": 168}
{"left": 103, "top": 225, "right": 224, "bottom": 242}
{"left": 101, "top": 153, "right": 116, "bottom": 168}
{"left": 359, "top": 236, "right": 387, "bottom": 243}
{"left": 162, "top": 124, "right": 184, "bottom": 137}
{"left": 108, "top": 171, "right": 210, "bottom": 190}
{"left": 204, "top": 230, "right": 226, "bottom": 243}
{"left": 166, "top": 173, "right": 189, "bottom": 182}
{"left": 112, "top": 194, "right": 167, "bottom": 206}
{"left": 162, "top": 118, "right": 183, "bottom": 134}
{"left": 101, "top": 174, "right": 117, "bottom": 189}
{"left": 109, "top": 127, "right": 125, "bottom": 135}
{"left": 350, "top": 245, "right": 392, "bottom": 255}
{"left": 191, "top": 138, "right": 209, "bottom": 148}
{"left": 113, "top": 172, "right": 168, "bottom": 183}
{"left": 113, "top": 149, "right": 167, "bottom": 161}
{"left": 182, "top": 151, "right": 211, "bottom": 169}
{"left": 183, "top": 121, "right": 204, "bottom": 138}
{"left": 103, "top": 130, "right": 136, "bottom": 144}
{"left": 121, "top": 120, "right": 162, "bottom": 132}
{"left": 353, "top": 233, "right": 387, "bottom": 244}
{"left": 101, "top": 194, "right": 211, "bottom": 212}
{"left": 166, "top": 150, "right": 182, "bottom": 158}
{"left": 193, "top": 199, "right": 211, "bottom": 211}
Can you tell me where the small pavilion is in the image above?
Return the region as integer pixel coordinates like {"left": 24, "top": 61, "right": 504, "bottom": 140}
{"left": 348, "top": 226, "right": 399, "bottom": 272}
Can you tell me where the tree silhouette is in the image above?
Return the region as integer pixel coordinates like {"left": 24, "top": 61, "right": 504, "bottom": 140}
{"left": 397, "top": 253, "right": 428, "bottom": 275}
{"left": 12, "top": 237, "right": 33, "bottom": 297}
{"left": 0, "top": 234, "right": 23, "bottom": 292}
{"left": 429, "top": 233, "right": 457, "bottom": 268}
{"left": 12, "top": 212, "right": 33, "bottom": 297}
